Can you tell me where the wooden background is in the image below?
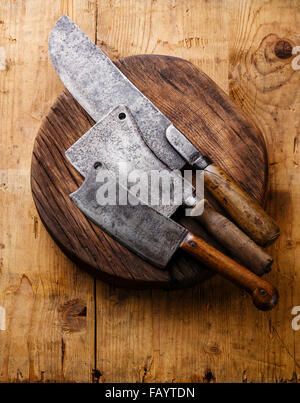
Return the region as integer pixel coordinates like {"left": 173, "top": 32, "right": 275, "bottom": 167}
{"left": 0, "top": 0, "right": 299, "bottom": 383}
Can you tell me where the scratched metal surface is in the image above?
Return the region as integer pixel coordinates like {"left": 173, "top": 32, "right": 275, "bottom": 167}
{"left": 70, "top": 164, "right": 188, "bottom": 268}
{"left": 166, "top": 126, "right": 210, "bottom": 169}
{"left": 49, "top": 14, "right": 186, "bottom": 170}
{"left": 66, "top": 105, "right": 186, "bottom": 218}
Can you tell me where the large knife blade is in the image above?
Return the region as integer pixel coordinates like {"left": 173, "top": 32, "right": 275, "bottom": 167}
{"left": 65, "top": 104, "right": 189, "bottom": 218}
{"left": 49, "top": 14, "right": 184, "bottom": 170}
{"left": 49, "top": 15, "right": 280, "bottom": 247}
{"left": 70, "top": 162, "right": 278, "bottom": 311}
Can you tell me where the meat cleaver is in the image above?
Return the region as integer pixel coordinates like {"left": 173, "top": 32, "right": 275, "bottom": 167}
{"left": 70, "top": 161, "right": 278, "bottom": 311}
{"left": 48, "top": 15, "right": 279, "bottom": 246}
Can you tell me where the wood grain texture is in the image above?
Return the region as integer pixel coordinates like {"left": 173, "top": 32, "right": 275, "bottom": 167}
{"left": 31, "top": 55, "right": 268, "bottom": 289}
{"left": 0, "top": 0, "right": 96, "bottom": 383}
{"left": 228, "top": 0, "right": 300, "bottom": 383}
{"left": 1, "top": 0, "right": 299, "bottom": 383}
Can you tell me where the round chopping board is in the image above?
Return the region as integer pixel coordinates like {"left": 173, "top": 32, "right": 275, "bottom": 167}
{"left": 31, "top": 55, "right": 268, "bottom": 289}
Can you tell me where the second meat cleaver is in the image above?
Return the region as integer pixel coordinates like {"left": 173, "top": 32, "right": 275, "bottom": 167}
{"left": 70, "top": 161, "right": 278, "bottom": 311}
{"left": 49, "top": 14, "right": 279, "bottom": 246}
{"left": 65, "top": 104, "right": 190, "bottom": 219}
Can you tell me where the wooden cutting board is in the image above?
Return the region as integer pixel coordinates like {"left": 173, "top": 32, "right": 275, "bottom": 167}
{"left": 31, "top": 55, "right": 268, "bottom": 289}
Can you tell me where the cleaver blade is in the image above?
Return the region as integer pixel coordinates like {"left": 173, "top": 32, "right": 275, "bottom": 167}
{"left": 65, "top": 105, "right": 187, "bottom": 218}
{"left": 70, "top": 164, "right": 187, "bottom": 268}
{"left": 70, "top": 162, "right": 278, "bottom": 311}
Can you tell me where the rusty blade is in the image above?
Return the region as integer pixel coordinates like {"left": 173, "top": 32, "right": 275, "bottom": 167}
{"left": 70, "top": 164, "right": 188, "bottom": 268}
{"left": 65, "top": 105, "right": 186, "bottom": 218}
{"left": 49, "top": 14, "right": 185, "bottom": 170}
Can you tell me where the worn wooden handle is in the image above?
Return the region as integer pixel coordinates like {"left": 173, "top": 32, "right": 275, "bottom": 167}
{"left": 180, "top": 232, "right": 278, "bottom": 311}
{"left": 190, "top": 199, "right": 273, "bottom": 276}
{"left": 203, "top": 163, "right": 280, "bottom": 246}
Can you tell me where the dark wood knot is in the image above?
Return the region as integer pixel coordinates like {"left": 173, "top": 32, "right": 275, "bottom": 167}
{"left": 58, "top": 299, "right": 87, "bottom": 333}
{"left": 209, "top": 344, "right": 221, "bottom": 354}
{"left": 274, "top": 40, "right": 293, "bottom": 59}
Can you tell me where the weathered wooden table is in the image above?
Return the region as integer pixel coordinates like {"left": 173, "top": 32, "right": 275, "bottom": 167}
{"left": 0, "top": 0, "right": 299, "bottom": 383}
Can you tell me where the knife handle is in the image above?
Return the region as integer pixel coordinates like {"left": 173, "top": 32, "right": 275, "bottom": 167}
{"left": 202, "top": 163, "right": 280, "bottom": 246}
{"left": 180, "top": 232, "right": 278, "bottom": 311}
{"left": 189, "top": 199, "right": 273, "bottom": 276}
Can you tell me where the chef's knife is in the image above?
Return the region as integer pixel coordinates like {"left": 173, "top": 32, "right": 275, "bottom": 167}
{"left": 48, "top": 15, "right": 279, "bottom": 246}
{"left": 70, "top": 162, "right": 278, "bottom": 311}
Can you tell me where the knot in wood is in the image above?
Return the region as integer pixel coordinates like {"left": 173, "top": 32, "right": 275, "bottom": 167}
{"left": 274, "top": 40, "right": 293, "bottom": 59}
{"left": 58, "top": 299, "right": 87, "bottom": 333}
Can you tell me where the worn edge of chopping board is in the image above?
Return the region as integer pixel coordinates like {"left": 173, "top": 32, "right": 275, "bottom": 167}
{"left": 30, "top": 54, "right": 268, "bottom": 289}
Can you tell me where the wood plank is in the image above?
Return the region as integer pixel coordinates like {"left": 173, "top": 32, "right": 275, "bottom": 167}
{"left": 95, "top": 0, "right": 299, "bottom": 383}
{"left": 228, "top": 0, "right": 300, "bottom": 382}
{"left": 0, "top": 0, "right": 96, "bottom": 383}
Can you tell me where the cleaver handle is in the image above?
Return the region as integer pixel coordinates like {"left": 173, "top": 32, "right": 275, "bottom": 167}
{"left": 180, "top": 232, "right": 278, "bottom": 311}
{"left": 201, "top": 163, "right": 280, "bottom": 246}
{"left": 189, "top": 199, "right": 273, "bottom": 276}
